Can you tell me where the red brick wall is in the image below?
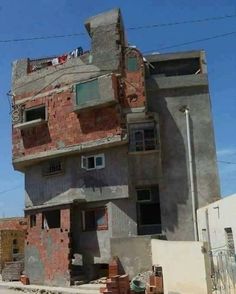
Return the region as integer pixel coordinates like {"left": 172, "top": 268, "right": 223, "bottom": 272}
{"left": 12, "top": 88, "right": 121, "bottom": 159}
{"left": 25, "top": 208, "right": 71, "bottom": 286}
{"left": 122, "top": 48, "right": 146, "bottom": 109}
{"left": 0, "top": 217, "right": 27, "bottom": 231}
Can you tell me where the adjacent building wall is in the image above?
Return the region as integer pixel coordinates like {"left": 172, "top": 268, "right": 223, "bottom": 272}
{"left": 0, "top": 217, "right": 27, "bottom": 231}
{"left": 197, "top": 194, "right": 236, "bottom": 254}
{"left": 151, "top": 239, "right": 212, "bottom": 294}
{"left": 0, "top": 230, "right": 25, "bottom": 272}
{"left": 197, "top": 195, "right": 236, "bottom": 291}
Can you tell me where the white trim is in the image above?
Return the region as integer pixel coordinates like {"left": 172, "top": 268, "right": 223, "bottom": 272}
{"left": 81, "top": 153, "right": 105, "bottom": 170}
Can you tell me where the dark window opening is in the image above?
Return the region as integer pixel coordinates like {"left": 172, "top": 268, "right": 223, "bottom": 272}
{"left": 25, "top": 106, "right": 46, "bottom": 122}
{"left": 137, "top": 189, "right": 151, "bottom": 202}
{"left": 98, "top": 264, "right": 109, "bottom": 278}
{"left": 139, "top": 203, "right": 161, "bottom": 225}
{"left": 127, "top": 56, "right": 139, "bottom": 71}
{"left": 13, "top": 248, "right": 19, "bottom": 254}
{"left": 42, "top": 210, "right": 61, "bottom": 229}
{"left": 87, "top": 157, "right": 95, "bottom": 169}
{"left": 137, "top": 187, "right": 161, "bottom": 235}
{"left": 129, "top": 123, "right": 158, "bottom": 152}
{"left": 30, "top": 215, "right": 36, "bottom": 228}
{"left": 225, "top": 227, "right": 235, "bottom": 257}
{"left": 82, "top": 207, "right": 108, "bottom": 231}
{"left": 150, "top": 58, "right": 201, "bottom": 77}
{"left": 12, "top": 239, "right": 17, "bottom": 245}
{"left": 43, "top": 159, "right": 63, "bottom": 176}
{"left": 84, "top": 210, "right": 96, "bottom": 231}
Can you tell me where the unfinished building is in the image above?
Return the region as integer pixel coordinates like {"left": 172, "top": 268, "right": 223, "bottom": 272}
{"left": 11, "top": 9, "right": 220, "bottom": 286}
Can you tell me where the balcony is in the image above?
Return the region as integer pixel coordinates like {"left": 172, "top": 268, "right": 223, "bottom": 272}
{"left": 73, "top": 74, "right": 118, "bottom": 112}
{"left": 13, "top": 105, "right": 47, "bottom": 130}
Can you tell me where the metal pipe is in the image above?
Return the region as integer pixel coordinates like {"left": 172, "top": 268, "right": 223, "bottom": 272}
{"left": 183, "top": 107, "right": 198, "bottom": 241}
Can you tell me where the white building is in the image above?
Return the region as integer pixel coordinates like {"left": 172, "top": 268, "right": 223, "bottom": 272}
{"left": 197, "top": 194, "right": 236, "bottom": 293}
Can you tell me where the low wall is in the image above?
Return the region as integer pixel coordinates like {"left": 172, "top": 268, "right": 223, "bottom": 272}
{"left": 151, "top": 239, "right": 212, "bottom": 294}
{"left": 110, "top": 236, "right": 152, "bottom": 278}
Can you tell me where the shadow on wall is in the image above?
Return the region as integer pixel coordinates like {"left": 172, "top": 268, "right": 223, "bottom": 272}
{"left": 25, "top": 146, "right": 129, "bottom": 207}
{"left": 146, "top": 77, "right": 208, "bottom": 236}
{"left": 78, "top": 107, "right": 120, "bottom": 134}
{"left": 22, "top": 125, "right": 51, "bottom": 148}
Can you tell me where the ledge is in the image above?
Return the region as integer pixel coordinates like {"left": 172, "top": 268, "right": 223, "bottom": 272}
{"left": 151, "top": 73, "right": 208, "bottom": 89}
{"left": 74, "top": 98, "right": 117, "bottom": 113}
{"left": 14, "top": 119, "right": 47, "bottom": 130}
{"left": 128, "top": 149, "right": 160, "bottom": 155}
{"left": 13, "top": 134, "right": 128, "bottom": 171}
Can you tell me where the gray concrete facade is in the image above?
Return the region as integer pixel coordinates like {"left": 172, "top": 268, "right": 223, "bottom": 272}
{"left": 145, "top": 50, "right": 220, "bottom": 241}
{"left": 25, "top": 146, "right": 129, "bottom": 208}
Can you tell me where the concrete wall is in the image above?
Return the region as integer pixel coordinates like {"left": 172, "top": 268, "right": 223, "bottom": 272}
{"left": 151, "top": 239, "right": 212, "bottom": 294}
{"left": 145, "top": 51, "right": 220, "bottom": 241}
{"left": 72, "top": 199, "right": 137, "bottom": 265}
{"left": 111, "top": 236, "right": 153, "bottom": 278}
{"left": 197, "top": 194, "right": 236, "bottom": 253}
{"left": 25, "top": 145, "right": 129, "bottom": 208}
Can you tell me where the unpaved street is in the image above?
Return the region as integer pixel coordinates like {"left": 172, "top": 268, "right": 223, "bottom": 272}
{"left": 0, "top": 289, "right": 26, "bottom": 293}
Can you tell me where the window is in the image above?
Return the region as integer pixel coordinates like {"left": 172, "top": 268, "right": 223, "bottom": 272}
{"left": 76, "top": 79, "right": 100, "bottom": 105}
{"left": 42, "top": 159, "right": 64, "bottom": 176}
{"left": 24, "top": 106, "right": 46, "bottom": 122}
{"left": 12, "top": 239, "right": 17, "bottom": 245}
{"left": 81, "top": 154, "right": 105, "bottom": 170}
{"left": 13, "top": 248, "right": 19, "bottom": 254}
{"left": 137, "top": 189, "right": 151, "bottom": 202}
{"left": 30, "top": 215, "right": 36, "bottom": 228}
{"left": 81, "top": 207, "right": 108, "bottom": 231}
{"left": 225, "top": 227, "right": 235, "bottom": 257}
{"left": 129, "top": 122, "right": 158, "bottom": 152}
{"left": 42, "top": 210, "right": 60, "bottom": 229}
{"left": 136, "top": 187, "right": 161, "bottom": 234}
{"left": 127, "top": 56, "right": 139, "bottom": 71}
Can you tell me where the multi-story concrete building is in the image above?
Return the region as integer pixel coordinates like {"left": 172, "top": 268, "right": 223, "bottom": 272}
{"left": 11, "top": 8, "right": 220, "bottom": 286}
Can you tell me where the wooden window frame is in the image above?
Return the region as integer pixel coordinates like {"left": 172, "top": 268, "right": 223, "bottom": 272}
{"left": 129, "top": 122, "right": 158, "bottom": 152}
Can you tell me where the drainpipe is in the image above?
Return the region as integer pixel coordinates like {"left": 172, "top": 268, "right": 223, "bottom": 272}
{"left": 180, "top": 106, "right": 198, "bottom": 241}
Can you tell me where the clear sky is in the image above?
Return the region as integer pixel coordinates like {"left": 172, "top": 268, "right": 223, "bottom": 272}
{"left": 0, "top": 0, "right": 235, "bottom": 217}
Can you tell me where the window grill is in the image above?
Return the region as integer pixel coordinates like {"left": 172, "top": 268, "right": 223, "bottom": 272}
{"left": 225, "top": 227, "right": 235, "bottom": 257}
{"left": 43, "top": 159, "right": 64, "bottom": 176}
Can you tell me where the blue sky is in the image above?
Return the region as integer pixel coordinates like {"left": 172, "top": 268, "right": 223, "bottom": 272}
{"left": 0, "top": 0, "right": 235, "bottom": 216}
